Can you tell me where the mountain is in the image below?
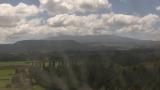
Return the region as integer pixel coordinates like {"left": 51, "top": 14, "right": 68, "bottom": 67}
{"left": 14, "top": 40, "right": 86, "bottom": 51}
{"left": 0, "top": 35, "right": 159, "bottom": 54}
{"left": 48, "top": 35, "right": 160, "bottom": 49}
{"left": 0, "top": 40, "right": 87, "bottom": 53}
{"left": 0, "top": 35, "right": 159, "bottom": 61}
{"left": 48, "top": 35, "right": 140, "bottom": 44}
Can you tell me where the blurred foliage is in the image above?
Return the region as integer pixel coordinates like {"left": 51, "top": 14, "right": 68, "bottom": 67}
{"left": 29, "top": 49, "right": 160, "bottom": 90}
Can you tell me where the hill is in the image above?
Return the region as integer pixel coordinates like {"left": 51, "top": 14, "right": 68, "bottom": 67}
{"left": 48, "top": 35, "right": 160, "bottom": 49}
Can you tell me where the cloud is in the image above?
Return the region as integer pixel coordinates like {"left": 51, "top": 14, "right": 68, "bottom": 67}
{"left": 0, "top": 18, "right": 45, "bottom": 43}
{"left": 0, "top": 3, "right": 39, "bottom": 27}
{"left": 49, "top": 13, "right": 160, "bottom": 40}
{"left": 39, "top": 0, "right": 111, "bottom": 14}
{"left": 47, "top": 14, "right": 103, "bottom": 29}
{"left": 156, "top": 6, "right": 160, "bottom": 11}
{"left": 47, "top": 13, "right": 138, "bottom": 32}
{"left": 0, "top": 3, "right": 40, "bottom": 43}
{"left": 0, "top": 1, "right": 160, "bottom": 43}
{"left": 109, "top": 14, "right": 160, "bottom": 40}
{"left": 0, "top": 12, "right": 159, "bottom": 43}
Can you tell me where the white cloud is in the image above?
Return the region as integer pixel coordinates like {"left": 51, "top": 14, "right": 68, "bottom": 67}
{"left": 0, "top": 3, "right": 39, "bottom": 16}
{"left": 0, "top": 1, "right": 160, "bottom": 43}
{"left": 40, "top": 0, "right": 111, "bottom": 14}
{"left": 0, "top": 3, "right": 40, "bottom": 43}
{"left": 0, "top": 15, "right": 19, "bottom": 27}
{"left": 47, "top": 13, "right": 160, "bottom": 40}
{"left": 47, "top": 14, "right": 103, "bottom": 29}
{"left": 0, "top": 13, "right": 159, "bottom": 43}
{"left": 0, "top": 18, "right": 45, "bottom": 43}
{"left": 156, "top": 6, "right": 160, "bottom": 11}
{"left": 0, "top": 3, "right": 39, "bottom": 27}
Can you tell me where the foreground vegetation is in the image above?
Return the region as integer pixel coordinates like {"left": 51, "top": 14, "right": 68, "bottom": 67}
{"left": 0, "top": 49, "right": 160, "bottom": 90}
{"left": 28, "top": 49, "right": 160, "bottom": 90}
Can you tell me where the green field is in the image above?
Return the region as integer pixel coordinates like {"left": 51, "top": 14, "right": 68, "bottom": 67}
{"left": 0, "top": 61, "right": 32, "bottom": 66}
{"left": 0, "top": 69, "right": 14, "bottom": 88}
{"left": 0, "top": 61, "right": 44, "bottom": 90}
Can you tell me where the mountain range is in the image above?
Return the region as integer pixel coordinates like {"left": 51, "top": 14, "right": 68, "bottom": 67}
{"left": 0, "top": 35, "right": 159, "bottom": 53}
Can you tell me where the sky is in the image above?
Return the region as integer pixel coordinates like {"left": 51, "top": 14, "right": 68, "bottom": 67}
{"left": 0, "top": 0, "right": 160, "bottom": 43}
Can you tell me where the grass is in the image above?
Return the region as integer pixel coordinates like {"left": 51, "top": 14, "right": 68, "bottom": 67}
{"left": 0, "top": 61, "right": 32, "bottom": 66}
{"left": 0, "top": 61, "right": 44, "bottom": 90}
{"left": 0, "top": 69, "right": 14, "bottom": 88}
{"left": 33, "top": 85, "right": 45, "bottom": 90}
{"left": 0, "top": 69, "right": 14, "bottom": 78}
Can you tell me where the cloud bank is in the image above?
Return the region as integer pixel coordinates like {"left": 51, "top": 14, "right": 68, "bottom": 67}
{"left": 40, "top": 0, "right": 111, "bottom": 14}
{"left": 0, "top": 0, "right": 160, "bottom": 43}
{"left": 0, "top": 3, "right": 39, "bottom": 27}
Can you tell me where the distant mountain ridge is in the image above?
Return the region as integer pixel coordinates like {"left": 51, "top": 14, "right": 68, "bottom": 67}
{"left": 0, "top": 40, "right": 87, "bottom": 53}
{"left": 48, "top": 35, "right": 160, "bottom": 48}
{"left": 0, "top": 35, "right": 159, "bottom": 54}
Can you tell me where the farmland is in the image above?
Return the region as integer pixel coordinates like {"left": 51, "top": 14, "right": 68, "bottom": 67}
{"left": 0, "top": 61, "right": 44, "bottom": 90}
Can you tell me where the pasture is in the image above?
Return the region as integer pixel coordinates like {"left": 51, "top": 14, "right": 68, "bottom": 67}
{"left": 0, "top": 61, "right": 44, "bottom": 90}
